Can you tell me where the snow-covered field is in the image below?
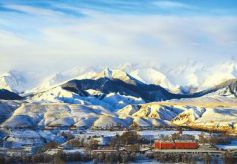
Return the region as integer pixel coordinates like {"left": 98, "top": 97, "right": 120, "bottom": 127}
{"left": 1, "top": 128, "right": 205, "bottom": 149}
{"left": 216, "top": 140, "right": 237, "bottom": 150}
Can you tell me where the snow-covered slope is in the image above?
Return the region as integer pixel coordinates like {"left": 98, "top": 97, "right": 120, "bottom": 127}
{"left": 1, "top": 62, "right": 237, "bottom": 133}
{"left": 129, "top": 68, "right": 173, "bottom": 88}
{"left": 0, "top": 100, "right": 20, "bottom": 124}
{"left": 1, "top": 103, "right": 119, "bottom": 129}
{"left": 2, "top": 60, "right": 237, "bottom": 94}
{"left": 92, "top": 68, "right": 144, "bottom": 85}
{"left": 61, "top": 77, "right": 185, "bottom": 103}
{"left": 0, "top": 71, "right": 27, "bottom": 93}
{"left": 189, "top": 78, "right": 237, "bottom": 98}
{"left": 117, "top": 103, "right": 184, "bottom": 127}
{"left": 36, "top": 66, "right": 100, "bottom": 92}
{"left": 172, "top": 106, "right": 237, "bottom": 133}
{"left": 121, "top": 61, "right": 237, "bottom": 93}
{"left": 2, "top": 91, "right": 237, "bottom": 133}
{"left": 200, "top": 61, "right": 237, "bottom": 90}
{"left": 29, "top": 71, "right": 237, "bottom": 114}
{"left": 30, "top": 85, "right": 145, "bottom": 111}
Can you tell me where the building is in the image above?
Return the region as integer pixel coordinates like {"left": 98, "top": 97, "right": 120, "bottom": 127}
{"left": 92, "top": 149, "right": 118, "bottom": 155}
{"left": 154, "top": 140, "right": 198, "bottom": 149}
{"left": 154, "top": 140, "right": 175, "bottom": 149}
{"left": 174, "top": 140, "right": 199, "bottom": 149}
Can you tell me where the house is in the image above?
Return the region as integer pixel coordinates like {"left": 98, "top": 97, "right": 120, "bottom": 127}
{"left": 154, "top": 140, "right": 198, "bottom": 149}
{"left": 154, "top": 140, "right": 175, "bottom": 149}
{"left": 174, "top": 140, "right": 199, "bottom": 149}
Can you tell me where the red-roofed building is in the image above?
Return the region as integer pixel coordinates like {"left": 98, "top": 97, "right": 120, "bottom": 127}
{"left": 154, "top": 140, "right": 198, "bottom": 149}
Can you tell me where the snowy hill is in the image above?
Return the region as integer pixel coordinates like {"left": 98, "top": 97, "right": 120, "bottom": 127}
{"left": 172, "top": 105, "right": 237, "bottom": 133}
{"left": 37, "top": 66, "right": 100, "bottom": 92}
{"left": 0, "top": 71, "right": 27, "bottom": 93}
{"left": 30, "top": 86, "right": 144, "bottom": 110}
{"left": 61, "top": 77, "right": 182, "bottom": 102}
{"left": 3, "top": 97, "right": 237, "bottom": 133}
{"left": 0, "top": 100, "right": 20, "bottom": 124}
{"left": 189, "top": 78, "right": 237, "bottom": 98}
{"left": 1, "top": 103, "right": 115, "bottom": 129}
{"left": 0, "top": 62, "right": 237, "bottom": 133}
{"left": 0, "top": 89, "right": 23, "bottom": 100}
{"left": 121, "top": 61, "right": 237, "bottom": 93}
{"left": 92, "top": 68, "right": 144, "bottom": 85}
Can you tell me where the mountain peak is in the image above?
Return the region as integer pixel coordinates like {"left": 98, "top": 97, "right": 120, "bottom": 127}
{"left": 0, "top": 70, "right": 26, "bottom": 93}
{"left": 103, "top": 67, "right": 113, "bottom": 79}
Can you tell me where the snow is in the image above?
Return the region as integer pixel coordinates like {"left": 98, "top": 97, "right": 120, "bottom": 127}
{"left": 93, "top": 115, "right": 127, "bottom": 128}
{"left": 36, "top": 66, "right": 100, "bottom": 92}
{"left": 30, "top": 85, "right": 144, "bottom": 111}
{"left": 63, "top": 148, "right": 86, "bottom": 154}
{"left": 3, "top": 96, "right": 237, "bottom": 131}
{"left": 92, "top": 68, "right": 142, "bottom": 85}
{"left": 133, "top": 117, "right": 151, "bottom": 127}
{"left": 1, "top": 101, "right": 143, "bottom": 129}
{"left": 172, "top": 106, "right": 206, "bottom": 125}
{"left": 2, "top": 115, "right": 35, "bottom": 128}
{"left": 3, "top": 129, "right": 45, "bottom": 148}
{"left": 216, "top": 140, "right": 237, "bottom": 150}
{"left": 0, "top": 71, "right": 26, "bottom": 93}
{"left": 45, "top": 148, "right": 61, "bottom": 155}
{"left": 2, "top": 62, "right": 237, "bottom": 158}
{"left": 136, "top": 130, "right": 207, "bottom": 141}
{"left": 130, "top": 68, "right": 173, "bottom": 89}
{"left": 0, "top": 100, "right": 20, "bottom": 123}
{"left": 172, "top": 104, "right": 237, "bottom": 132}
{"left": 2, "top": 61, "right": 237, "bottom": 95}
{"left": 1, "top": 62, "right": 237, "bottom": 133}
{"left": 118, "top": 103, "right": 184, "bottom": 127}
{"left": 102, "top": 93, "right": 144, "bottom": 110}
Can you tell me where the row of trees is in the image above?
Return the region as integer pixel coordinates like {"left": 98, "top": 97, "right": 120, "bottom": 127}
{"left": 146, "top": 152, "right": 237, "bottom": 163}
{"left": 1, "top": 150, "right": 236, "bottom": 163}
{"left": 198, "top": 132, "right": 233, "bottom": 145}
{"left": 110, "top": 131, "right": 141, "bottom": 148}
{"left": 0, "top": 150, "right": 90, "bottom": 163}
{"left": 92, "top": 151, "right": 136, "bottom": 163}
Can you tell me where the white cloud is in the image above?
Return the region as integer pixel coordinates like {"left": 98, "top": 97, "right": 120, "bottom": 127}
{"left": 153, "top": 1, "right": 194, "bottom": 9}
{"left": 0, "top": 4, "right": 236, "bottom": 73}
{"left": 3, "top": 4, "right": 64, "bottom": 17}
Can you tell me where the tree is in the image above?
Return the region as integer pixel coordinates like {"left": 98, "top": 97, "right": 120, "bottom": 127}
{"left": 85, "top": 139, "right": 99, "bottom": 152}
{"left": 67, "top": 138, "right": 81, "bottom": 147}
{"left": 119, "top": 131, "right": 141, "bottom": 145}
{"left": 171, "top": 132, "right": 181, "bottom": 141}
{"left": 61, "top": 132, "right": 74, "bottom": 140}
{"left": 198, "top": 132, "right": 207, "bottom": 144}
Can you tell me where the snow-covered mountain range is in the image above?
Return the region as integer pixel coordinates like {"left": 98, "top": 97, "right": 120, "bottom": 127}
{"left": 0, "top": 62, "right": 237, "bottom": 134}
{"left": 1, "top": 61, "right": 237, "bottom": 94}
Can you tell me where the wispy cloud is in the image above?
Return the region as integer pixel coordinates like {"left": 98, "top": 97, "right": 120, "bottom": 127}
{"left": 3, "top": 4, "right": 66, "bottom": 17}
{"left": 153, "top": 1, "right": 194, "bottom": 9}
{"left": 0, "top": 0, "right": 236, "bottom": 73}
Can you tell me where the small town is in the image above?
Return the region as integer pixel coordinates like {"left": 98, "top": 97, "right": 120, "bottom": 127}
{"left": 0, "top": 129, "right": 237, "bottom": 163}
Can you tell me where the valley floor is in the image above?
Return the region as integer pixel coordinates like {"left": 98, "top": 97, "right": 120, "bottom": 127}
{"left": 0, "top": 128, "right": 237, "bottom": 163}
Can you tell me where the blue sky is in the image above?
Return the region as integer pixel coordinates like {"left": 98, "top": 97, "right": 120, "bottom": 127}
{"left": 0, "top": 0, "right": 237, "bottom": 72}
